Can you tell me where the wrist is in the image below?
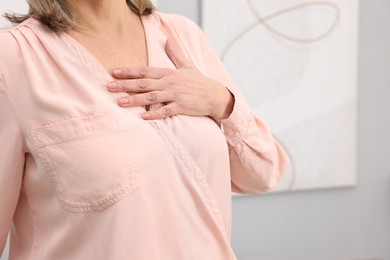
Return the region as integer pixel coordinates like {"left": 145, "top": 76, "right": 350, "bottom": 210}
{"left": 210, "top": 85, "right": 235, "bottom": 121}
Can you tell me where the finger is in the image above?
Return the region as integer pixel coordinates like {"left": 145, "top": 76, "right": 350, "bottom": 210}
{"left": 107, "top": 78, "right": 162, "bottom": 93}
{"left": 112, "top": 67, "right": 172, "bottom": 79}
{"left": 141, "top": 103, "right": 178, "bottom": 120}
{"left": 118, "top": 91, "right": 172, "bottom": 107}
{"left": 165, "top": 38, "right": 193, "bottom": 69}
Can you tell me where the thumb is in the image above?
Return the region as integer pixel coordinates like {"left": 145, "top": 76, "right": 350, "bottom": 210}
{"left": 165, "top": 38, "right": 193, "bottom": 69}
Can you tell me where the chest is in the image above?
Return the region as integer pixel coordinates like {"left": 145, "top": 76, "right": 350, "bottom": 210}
{"left": 1, "top": 23, "right": 235, "bottom": 227}
{"left": 7, "top": 19, "right": 230, "bottom": 178}
{"left": 82, "top": 39, "right": 148, "bottom": 72}
{"left": 66, "top": 26, "right": 148, "bottom": 72}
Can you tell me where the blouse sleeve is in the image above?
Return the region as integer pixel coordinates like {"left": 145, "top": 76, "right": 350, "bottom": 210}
{"left": 196, "top": 26, "right": 289, "bottom": 194}
{"left": 0, "top": 80, "right": 25, "bottom": 250}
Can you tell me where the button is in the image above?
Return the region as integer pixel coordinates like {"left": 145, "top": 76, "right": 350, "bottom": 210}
{"left": 226, "top": 129, "right": 235, "bottom": 137}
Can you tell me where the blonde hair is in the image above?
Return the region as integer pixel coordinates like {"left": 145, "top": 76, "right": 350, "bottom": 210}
{"left": 5, "top": 0, "right": 155, "bottom": 31}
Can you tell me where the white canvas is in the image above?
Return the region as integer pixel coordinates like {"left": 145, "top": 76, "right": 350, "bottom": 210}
{"left": 202, "top": 0, "right": 358, "bottom": 192}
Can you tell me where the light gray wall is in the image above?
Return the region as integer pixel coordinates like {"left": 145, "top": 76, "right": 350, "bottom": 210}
{"left": 159, "top": 0, "right": 390, "bottom": 259}
{"left": 2, "top": 0, "right": 389, "bottom": 259}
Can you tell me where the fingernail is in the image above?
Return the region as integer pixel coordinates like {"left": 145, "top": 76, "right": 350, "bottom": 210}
{"left": 142, "top": 113, "right": 151, "bottom": 119}
{"left": 108, "top": 82, "right": 118, "bottom": 90}
{"left": 113, "top": 69, "right": 122, "bottom": 76}
{"left": 119, "top": 98, "right": 129, "bottom": 104}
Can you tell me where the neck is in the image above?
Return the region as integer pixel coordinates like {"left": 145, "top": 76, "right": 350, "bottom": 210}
{"left": 66, "top": 0, "right": 137, "bottom": 34}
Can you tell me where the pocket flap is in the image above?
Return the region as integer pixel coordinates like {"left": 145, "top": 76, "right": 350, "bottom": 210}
{"left": 33, "top": 113, "right": 124, "bottom": 148}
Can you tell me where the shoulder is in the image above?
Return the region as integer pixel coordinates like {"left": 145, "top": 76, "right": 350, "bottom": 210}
{"left": 153, "top": 11, "right": 199, "bottom": 27}
{"left": 149, "top": 11, "right": 202, "bottom": 38}
{"left": 0, "top": 18, "right": 40, "bottom": 89}
{"left": 0, "top": 17, "right": 37, "bottom": 39}
{"left": 0, "top": 28, "right": 17, "bottom": 90}
{"left": 147, "top": 11, "right": 206, "bottom": 54}
{"left": 147, "top": 11, "right": 216, "bottom": 73}
{"left": 0, "top": 25, "right": 18, "bottom": 49}
{"left": 0, "top": 18, "right": 38, "bottom": 58}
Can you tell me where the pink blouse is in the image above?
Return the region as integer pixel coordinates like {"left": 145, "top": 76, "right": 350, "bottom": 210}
{"left": 0, "top": 11, "right": 288, "bottom": 260}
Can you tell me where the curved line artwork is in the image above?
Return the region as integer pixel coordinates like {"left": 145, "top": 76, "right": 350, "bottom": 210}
{"left": 221, "top": 0, "right": 341, "bottom": 61}
{"left": 218, "top": 1, "right": 342, "bottom": 191}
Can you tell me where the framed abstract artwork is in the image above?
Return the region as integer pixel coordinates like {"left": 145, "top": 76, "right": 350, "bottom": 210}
{"left": 202, "top": 0, "right": 359, "bottom": 192}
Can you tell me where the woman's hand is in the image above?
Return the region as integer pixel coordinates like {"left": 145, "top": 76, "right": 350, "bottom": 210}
{"left": 107, "top": 38, "right": 234, "bottom": 121}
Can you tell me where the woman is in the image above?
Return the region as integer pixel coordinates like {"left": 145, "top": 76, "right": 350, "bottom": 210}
{"left": 0, "top": 0, "right": 288, "bottom": 259}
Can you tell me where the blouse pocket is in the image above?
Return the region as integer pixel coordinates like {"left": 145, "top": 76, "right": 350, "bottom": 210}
{"left": 31, "top": 113, "right": 140, "bottom": 212}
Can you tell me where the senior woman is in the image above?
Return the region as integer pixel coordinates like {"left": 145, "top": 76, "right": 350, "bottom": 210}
{"left": 0, "top": 0, "right": 288, "bottom": 259}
